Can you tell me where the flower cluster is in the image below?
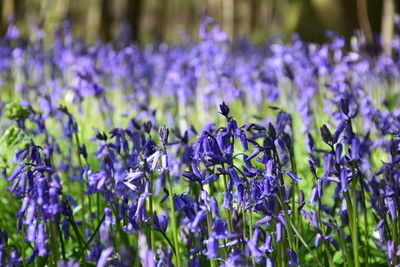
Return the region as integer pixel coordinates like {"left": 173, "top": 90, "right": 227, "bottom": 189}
{"left": 1, "top": 17, "right": 400, "bottom": 266}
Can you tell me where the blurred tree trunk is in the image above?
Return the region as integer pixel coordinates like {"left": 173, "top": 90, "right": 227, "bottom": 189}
{"left": 250, "top": 0, "right": 259, "bottom": 35}
{"left": 235, "top": 0, "right": 251, "bottom": 39}
{"left": 356, "top": 0, "right": 373, "bottom": 45}
{"left": 100, "top": 0, "right": 112, "bottom": 41}
{"left": 126, "top": 0, "right": 142, "bottom": 42}
{"left": 14, "top": 0, "right": 24, "bottom": 21}
{"left": 381, "top": 0, "right": 395, "bottom": 55}
{"left": 2, "top": 0, "right": 15, "bottom": 22}
{"left": 188, "top": 0, "right": 198, "bottom": 39}
{"left": 2, "top": 0, "right": 24, "bottom": 34}
{"left": 86, "top": 0, "right": 101, "bottom": 42}
{"left": 223, "top": 0, "right": 234, "bottom": 40}
{"left": 312, "top": 0, "right": 346, "bottom": 36}
{"left": 0, "top": 0, "right": 4, "bottom": 35}
{"left": 154, "top": 0, "right": 168, "bottom": 42}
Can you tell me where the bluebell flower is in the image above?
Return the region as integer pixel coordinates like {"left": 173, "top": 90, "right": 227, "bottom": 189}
{"left": 0, "top": 230, "right": 8, "bottom": 264}
{"left": 287, "top": 248, "right": 301, "bottom": 266}
{"left": 260, "top": 234, "right": 274, "bottom": 253}
{"left": 247, "top": 227, "right": 265, "bottom": 258}
{"left": 228, "top": 167, "right": 241, "bottom": 186}
{"left": 222, "top": 192, "right": 233, "bottom": 209}
{"left": 255, "top": 215, "right": 272, "bottom": 227}
{"left": 59, "top": 258, "right": 80, "bottom": 267}
{"left": 97, "top": 247, "right": 113, "bottom": 267}
{"left": 213, "top": 215, "right": 229, "bottom": 239}
{"left": 27, "top": 246, "right": 38, "bottom": 264}
{"left": 190, "top": 209, "right": 207, "bottom": 232}
{"left": 320, "top": 125, "right": 332, "bottom": 145}
{"left": 351, "top": 136, "right": 360, "bottom": 161}
{"left": 205, "top": 234, "right": 219, "bottom": 259}
{"left": 387, "top": 240, "right": 396, "bottom": 264}
{"left": 335, "top": 143, "right": 343, "bottom": 164}
{"left": 37, "top": 223, "right": 47, "bottom": 256}
{"left": 8, "top": 248, "right": 22, "bottom": 266}
{"left": 276, "top": 222, "right": 283, "bottom": 242}
{"left": 285, "top": 170, "right": 302, "bottom": 183}
{"left": 138, "top": 234, "right": 156, "bottom": 267}
{"left": 340, "top": 168, "right": 349, "bottom": 193}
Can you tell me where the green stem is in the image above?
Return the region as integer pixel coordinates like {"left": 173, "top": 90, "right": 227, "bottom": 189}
{"left": 160, "top": 231, "right": 176, "bottom": 255}
{"left": 276, "top": 174, "right": 294, "bottom": 251}
{"left": 57, "top": 222, "right": 67, "bottom": 261}
{"left": 222, "top": 164, "right": 233, "bottom": 233}
{"left": 337, "top": 228, "right": 354, "bottom": 267}
{"left": 242, "top": 206, "right": 247, "bottom": 243}
{"left": 166, "top": 168, "right": 182, "bottom": 266}
{"left": 69, "top": 215, "right": 85, "bottom": 260}
{"left": 97, "top": 193, "right": 101, "bottom": 231}
{"left": 249, "top": 209, "right": 254, "bottom": 241}
{"left": 289, "top": 145, "right": 300, "bottom": 251}
{"left": 50, "top": 220, "right": 60, "bottom": 265}
{"left": 149, "top": 177, "right": 156, "bottom": 252}
{"left": 318, "top": 198, "right": 334, "bottom": 267}
{"left": 21, "top": 224, "right": 25, "bottom": 261}
{"left": 248, "top": 208, "right": 256, "bottom": 266}
{"left": 83, "top": 214, "right": 105, "bottom": 251}
{"left": 350, "top": 163, "right": 360, "bottom": 267}
{"left": 358, "top": 171, "right": 370, "bottom": 267}
{"left": 289, "top": 220, "right": 323, "bottom": 267}
{"left": 73, "top": 132, "right": 86, "bottom": 223}
{"left": 274, "top": 149, "right": 295, "bottom": 252}
{"left": 280, "top": 237, "right": 286, "bottom": 267}
{"left": 113, "top": 200, "right": 129, "bottom": 249}
{"left": 344, "top": 190, "right": 359, "bottom": 267}
{"left": 206, "top": 210, "right": 216, "bottom": 267}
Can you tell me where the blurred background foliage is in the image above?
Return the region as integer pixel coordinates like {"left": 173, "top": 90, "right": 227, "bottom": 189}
{"left": 0, "top": 0, "right": 398, "bottom": 45}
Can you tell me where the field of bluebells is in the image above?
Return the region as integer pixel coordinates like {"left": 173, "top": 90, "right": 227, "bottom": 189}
{"left": 1, "top": 17, "right": 400, "bottom": 267}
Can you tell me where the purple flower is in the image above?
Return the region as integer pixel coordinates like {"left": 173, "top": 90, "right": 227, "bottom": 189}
{"left": 138, "top": 234, "right": 155, "bottom": 267}
{"left": 37, "top": 223, "right": 47, "bottom": 256}
{"left": 340, "top": 168, "right": 349, "bottom": 193}
{"left": 190, "top": 209, "right": 207, "bottom": 232}
{"left": 205, "top": 235, "right": 219, "bottom": 259}
{"left": 287, "top": 249, "right": 301, "bottom": 266}
{"left": 213, "top": 217, "right": 229, "bottom": 238}
{"left": 97, "top": 247, "right": 113, "bottom": 267}
{"left": 351, "top": 137, "right": 360, "bottom": 161}
{"left": 248, "top": 228, "right": 264, "bottom": 258}
{"left": 285, "top": 170, "right": 302, "bottom": 183}
{"left": 387, "top": 240, "right": 396, "bottom": 264}
{"left": 228, "top": 167, "right": 241, "bottom": 186}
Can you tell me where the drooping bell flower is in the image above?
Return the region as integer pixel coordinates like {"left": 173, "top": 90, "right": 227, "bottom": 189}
{"left": 287, "top": 249, "right": 301, "bottom": 266}
{"left": 387, "top": 240, "right": 396, "bottom": 264}
{"left": 222, "top": 192, "right": 233, "bottom": 209}
{"left": 340, "top": 168, "right": 349, "bottom": 193}
{"left": 8, "top": 248, "right": 22, "bottom": 266}
{"left": 190, "top": 209, "right": 207, "bottom": 232}
{"left": 351, "top": 136, "right": 360, "bottom": 161}
{"left": 213, "top": 217, "right": 229, "bottom": 238}
{"left": 97, "top": 247, "right": 114, "bottom": 267}
{"left": 285, "top": 170, "right": 302, "bottom": 183}
{"left": 276, "top": 222, "right": 283, "bottom": 242}
{"left": 335, "top": 143, "right": 343, "bottom": 164}
{"left": 153, "top": 211, "right": 169, "bottom": 232}
{"left": 87, "top": 242, "right": 102, "bottom": 262}
{"left": 37, "top": 223, "right": 47, "bottom": 256}
{"left": 247, "top": 227, "right": 264, "bottom": 258}
{"left": 138, "top": 234, "right": 156, "bottom": 267}
{"left": 205, "top": 234, "right": 219, "bottom": 259}
{"left": 27, "top": 246, "right": 39, "bottom": 264}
